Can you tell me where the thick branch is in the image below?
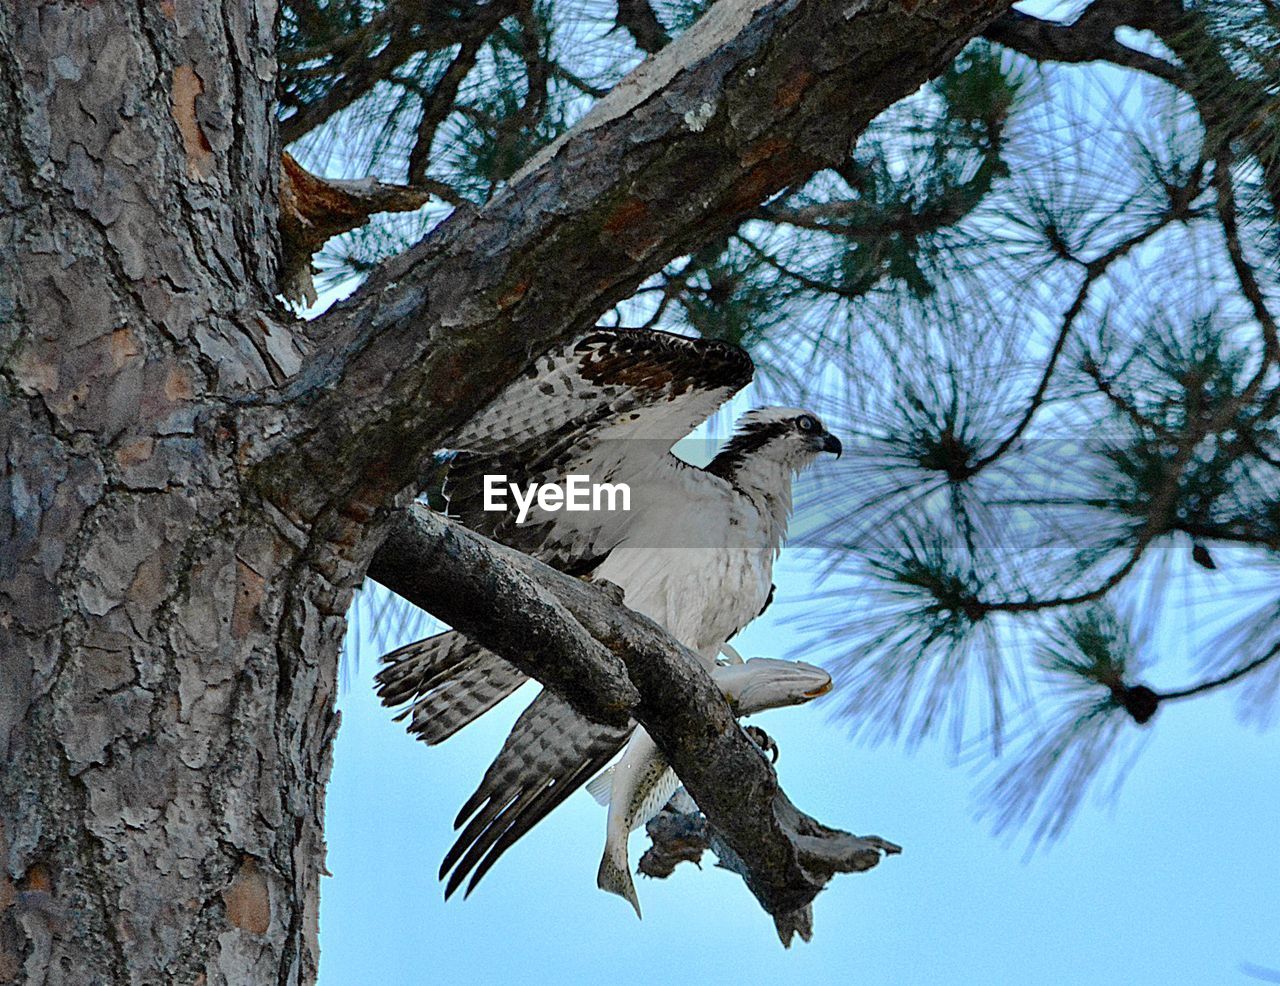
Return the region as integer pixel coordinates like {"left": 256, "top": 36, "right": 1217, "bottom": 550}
{"left": 366, "top": 507, "right": 640, "bottom": 725}
{"left": 245, "top": 0, "right": 1014, "bottom": 526}
{"left": 641, "top": 787, "right": 901, "bottom": 945}
{"left": 369, "top": 506, "right": 898, "bottom": 939}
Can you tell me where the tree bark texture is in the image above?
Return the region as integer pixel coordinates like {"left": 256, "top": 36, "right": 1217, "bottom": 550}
{"left": 1, "top": 3, "right": 335, "bottom": 984}
{"left": 1, "top": 1, "right": 1009, "bottom": 982}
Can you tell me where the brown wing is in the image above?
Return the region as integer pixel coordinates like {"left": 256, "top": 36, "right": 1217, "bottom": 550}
{"left": 439, "top": 687, "right": 632, "bottom": 900}
{"left": 443, "top": 327, "right": 753, "bottom": 566}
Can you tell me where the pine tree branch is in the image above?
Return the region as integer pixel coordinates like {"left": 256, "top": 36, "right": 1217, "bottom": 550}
{"left": 407, "top": 39, "right": 484, "bottom": 186}
{"left": 969, "top": 214, "right": 1183, "bottom": 475}
{"left": 480, "top": 11, "right": 555, "bottom": 190}
{"left": 1146, "top": 1, "right": 1280, "bottom": 220}
{"left": 1158, "top": 641, "right": 1280, "bottom": 702}
{"left": 245, "top": 0, "right": 1017, "bottom": 527}
{"left": 614, "top": 0, "right": 671, "bottom": 54}
{"left": 280, "top": 0, "right": 517, "bottom": 146}
{"left": 365, "top": 506, "right": 640, "bottom": 724}
{"left": 977, "top": 348, "right": 1275, "bottom": 617}
{"left": 1213, "top": 149, "right": 1280, "bottom": 372}
{"left": 1080, "top": 356, "right": 1174, "bottom": 438}
{"left": 738, "top": 236, "right": 875, "bottom": 301}
{"left": 983, "top": 3, "right": 1184, "bottom": 86}
{"left": 368, "top": 505, "right": 900, "bottom": 942}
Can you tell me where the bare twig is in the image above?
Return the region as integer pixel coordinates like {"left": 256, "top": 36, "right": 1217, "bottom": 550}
{"left": 969, "top": 215, "right": 1183, "bottom": 474}
{"left": 1214, "top": 151, "right": 1280, "bottom": 370}
{"left": 408, "top": 40, "right": 484, "bottom": 186}
{"left": 1159, "top": 641, "right": 1280, "bottom": 702}
{"left": 278, "top": 152, "right": 443, "bottom": 305}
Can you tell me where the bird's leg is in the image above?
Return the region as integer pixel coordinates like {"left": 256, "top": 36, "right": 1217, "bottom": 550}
{"left": 638, "top": 807, "right": 708, "bottom": 879}
{"left": 743, "top": 725, "right": 779, "bottom": 763}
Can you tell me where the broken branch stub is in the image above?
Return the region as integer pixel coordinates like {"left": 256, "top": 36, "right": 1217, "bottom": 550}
{"left": 278, "top": 152, "right": 436, "bottom": 306}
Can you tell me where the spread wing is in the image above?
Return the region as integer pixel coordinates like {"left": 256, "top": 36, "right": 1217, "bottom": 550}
{"left": 375, "top": 631, "right": 527, "bottom": 746}
{"left": 440, "top": 688, "right": 631, "bottom": 900}
{"left": 380, "top": 327, "right": 752, "bottom": 741}
{"left": 379, "top": 328, "right": 752, "bottom": 894}
{"left": 443, "top": 327, "right": 753, "bottom": 568}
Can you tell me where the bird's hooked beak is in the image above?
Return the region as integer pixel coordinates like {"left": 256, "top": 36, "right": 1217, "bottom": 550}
{"left": 821, "top": 432, "right": 843, "bottom": 458}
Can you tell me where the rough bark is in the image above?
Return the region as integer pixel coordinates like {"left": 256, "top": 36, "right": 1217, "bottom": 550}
{"left": 1, "top": 0, "right": 1008, "bottom": 982}
{"left": 0, "top": 3, "right": 337, "bottom": 984}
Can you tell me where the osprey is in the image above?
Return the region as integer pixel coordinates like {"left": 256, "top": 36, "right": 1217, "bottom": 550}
{"left": 376, "top": 327, "right": 842, "bottom": 899}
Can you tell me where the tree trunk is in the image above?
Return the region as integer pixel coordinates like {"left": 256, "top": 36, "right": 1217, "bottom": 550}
{"left": 1, "top": 0, "right": 1010, "bottom": 981}
{"left": 0, "top": 3, "right": 340, "bottom": 983}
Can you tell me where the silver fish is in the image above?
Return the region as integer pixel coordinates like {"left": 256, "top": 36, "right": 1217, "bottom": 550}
{"left": 588, "top": 656, "right": 833, "bottom": 916}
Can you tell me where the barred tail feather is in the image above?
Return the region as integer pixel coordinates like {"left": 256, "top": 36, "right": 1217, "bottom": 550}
{"left": 376, "top": 631, "right": 528, "bottom": 745}
{"left": 403, "top": 659, "right": 528, "bottom": 745}
{"left": 375, "top": 631, "right": 476, "bottom": 705}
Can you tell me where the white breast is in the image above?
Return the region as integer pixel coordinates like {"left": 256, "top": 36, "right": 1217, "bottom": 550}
{"left": 592, "top": 473, "right": 776, "bottom": 658}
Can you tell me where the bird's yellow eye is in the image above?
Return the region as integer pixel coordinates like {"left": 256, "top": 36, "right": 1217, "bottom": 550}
{"left": 797, "top": 415, "right": 817, "bottom": 432}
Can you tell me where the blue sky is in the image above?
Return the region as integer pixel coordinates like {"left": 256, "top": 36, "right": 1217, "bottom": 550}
{"left": 310, "top": 4, "right": 1279, "bottom": 979}
{"left": 319, "top": 551, "right": 1279, "bottom": 985}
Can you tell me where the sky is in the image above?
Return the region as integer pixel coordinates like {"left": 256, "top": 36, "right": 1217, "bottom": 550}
{"left": 310, "top": 3, "right": 1280, "bottom": 981}
{"left": 319, "top": 550, "right": 1280, "bottom": 985}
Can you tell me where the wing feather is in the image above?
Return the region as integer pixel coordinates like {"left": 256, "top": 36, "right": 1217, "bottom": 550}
{"left": 439, "top": 688, "right": 631, "bottom": 898}
{"left": 443, "top": 328, "right": 752, "bottom": 567}
{"left": 376, "top": 632, "right": 529, "bottom": 746}
{"left": 446, "top": 327, "right": 752, "bottom": 456}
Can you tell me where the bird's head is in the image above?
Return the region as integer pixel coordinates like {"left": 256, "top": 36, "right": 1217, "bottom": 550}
{"left": 715, "top": 657, "right": 834, "bottom": 716}
{"left": 708, "top": 407, "right": 842, "bottom": 480}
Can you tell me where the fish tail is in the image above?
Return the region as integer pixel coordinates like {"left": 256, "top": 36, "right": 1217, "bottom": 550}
{"left": 597, "top": 846, "right": 642, "bottom": 919}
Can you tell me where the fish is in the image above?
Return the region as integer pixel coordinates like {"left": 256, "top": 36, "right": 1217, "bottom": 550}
{"left": 587, "top": 656, "right": 833, "bottom": 916}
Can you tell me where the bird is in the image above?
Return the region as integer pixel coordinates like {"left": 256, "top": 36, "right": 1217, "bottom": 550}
{"left": 587, "top": 654, "right": 834, "bottom": 917}
{"left": 375, "top": 326, "right": 843, "bottom": 900}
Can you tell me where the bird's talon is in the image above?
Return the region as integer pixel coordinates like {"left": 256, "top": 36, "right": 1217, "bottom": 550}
{"left": 744, "top": 725, "right": 780, "bottom": 763}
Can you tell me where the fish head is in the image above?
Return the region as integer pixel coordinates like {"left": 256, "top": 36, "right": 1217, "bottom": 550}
{"left": 715, "top": 657, "right": 833, "bottom": 715}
